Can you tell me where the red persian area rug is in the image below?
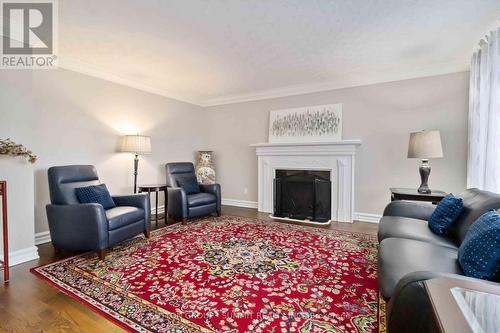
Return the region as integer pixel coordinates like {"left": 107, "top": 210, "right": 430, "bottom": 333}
{"left": 31, "top": 216, "right": 385, "bottom": 333}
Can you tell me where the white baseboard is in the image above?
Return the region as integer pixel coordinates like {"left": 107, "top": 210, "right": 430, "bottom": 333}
{"left": 0, "top": 246, "right": 39, "bottom": 267}
{"left": 152, "top": 205, "right": 165, "bottom": 215}
{"left": 222, "top": 198, "right": 258, "bottom": 209}
{"left": 34, "top": 206, "right": 379, "bottom": 249}
{"left": 354, "top": 212, "right": 382, "bottom": 223}
{"left": 35, "top": 230, "right": 51, "bottom": 245}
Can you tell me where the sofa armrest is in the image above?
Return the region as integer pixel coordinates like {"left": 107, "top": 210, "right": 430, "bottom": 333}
{"left": 200, "top": 183, "right": 221, "bottom": 213}
{"left": 389, "top": 271, "right": 445, "bottom": 306}
{"left": 383, "top": 201, "right": 436, "bottom": 221}
{"left": 391, "top": 271, "right": 500, "bottom": 301}
{"left": 112, "top": 193, "right": 151, "bottom": 230}
{"left": 46, "top": 203, "right": 108, "bottom": 251}
{"left": 386, "top": 271, "right": 441, "bottom": 333}
{"left": 167, "top": 187, "right": 188, "bottom": 219}
{"left": 387, "top": 271, "right": 500, "bottom": 333}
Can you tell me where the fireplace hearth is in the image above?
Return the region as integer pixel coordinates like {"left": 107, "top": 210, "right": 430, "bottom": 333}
{"left": 274, "top": 170, "right": 331, "bottom": 223}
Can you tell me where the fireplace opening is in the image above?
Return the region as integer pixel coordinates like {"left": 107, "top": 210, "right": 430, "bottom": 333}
{"left": 273, "top": 169, "right": 331, "bottom": 223}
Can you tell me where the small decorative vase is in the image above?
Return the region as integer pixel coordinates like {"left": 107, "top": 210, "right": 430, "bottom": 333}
{"left": 195, "top": 151, "right": 216, "bottom": 184}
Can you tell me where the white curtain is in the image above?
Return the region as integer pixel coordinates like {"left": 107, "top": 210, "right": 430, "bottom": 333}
{"left": 467, "top": 27, "right": 500, "bottom": 192}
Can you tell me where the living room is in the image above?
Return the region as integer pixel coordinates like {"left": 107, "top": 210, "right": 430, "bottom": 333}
{"left": 0, "top": 1, "right": 499, "bottom": 332}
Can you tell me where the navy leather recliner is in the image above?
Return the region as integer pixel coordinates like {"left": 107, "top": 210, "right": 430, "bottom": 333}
{"left": 46, "top": 165, "right": 151, "bottom": 259}
{"left": 165, "top": 162, "right": 221, "bottom": 223}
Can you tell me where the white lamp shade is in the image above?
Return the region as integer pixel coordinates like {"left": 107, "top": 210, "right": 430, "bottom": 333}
{"left": 407, "top": 130, "right": 443, "bottom": 159}
{"left": 121, "top": 135, "right": 151, "bottom": 154}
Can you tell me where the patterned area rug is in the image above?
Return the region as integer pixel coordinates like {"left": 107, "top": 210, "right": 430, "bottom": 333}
{"left": 32, "top": 216, "right": 384, "bottom": 332}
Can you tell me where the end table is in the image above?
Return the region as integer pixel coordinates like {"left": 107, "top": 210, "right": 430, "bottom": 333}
{"left": 390, "top": 187, "right": 447, "bottom": 204}
{"left": 138, "top": 184, "right": 168, "bottom": 227}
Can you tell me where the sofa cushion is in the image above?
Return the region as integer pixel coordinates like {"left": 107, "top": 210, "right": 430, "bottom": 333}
{"left": 176, "top": 174, "right": 200, "bottom": 195}
{"left": 75, "top": 184, "right": 116, "bottom": 209}
{"left": 458, "top": 210, "right": 500, "bottom": 280}
{"left": 428, "top": 194, "right": 463, "bottom": 235}
{"left": 378, "top": 216, "right": 458, "bottom": 249}
{"left": 450, "top": 188, "right": 500, "bottom": 244}
{"left": 106, "top": 206, "right": 144, "bottom": 230}
{"left": 187, "top": 193, "right": 216, "bottom": 207}
{"left": 378, "top": 238, "right": 461, "bottom": 297}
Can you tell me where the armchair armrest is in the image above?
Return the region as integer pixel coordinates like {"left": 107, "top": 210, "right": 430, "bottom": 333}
{"left": 167, "top": 187, "right": 188, "bottom": 219}
{"left": 46, "top": 203, "right": 108, "bottom": 251}
{"left": 200, "top": 183, "right": 221, "bottom": 213}
{"left": 112, "top": 193, "right": 149, "bottom": 209}
{"left": 383, "top": 200, "right": 436, "bottom": 221}
{"left": 112, "top": 193, "right": 151, "bottom": 230}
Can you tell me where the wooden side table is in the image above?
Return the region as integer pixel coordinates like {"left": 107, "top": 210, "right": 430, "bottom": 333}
{"left": 0, "top": 181, "right": 9, "bottom": 283}
{"left": 138, "top": 184, "right": 168, "bottom": 226}
{"left": 390, "top": 187, "right": 447, "bottom": 204}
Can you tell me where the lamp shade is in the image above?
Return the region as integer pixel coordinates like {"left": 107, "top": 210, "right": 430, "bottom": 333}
{"left": 120, "top": 135, "right": 151, "bottom": 154}
{"left": 407, "top": 130, "right": 443, "bottom": 159}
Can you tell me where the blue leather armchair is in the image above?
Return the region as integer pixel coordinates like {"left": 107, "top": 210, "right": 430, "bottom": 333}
{"left": 46, "top": 165, "right": 151, "bottom": 259}
{"left": 165, "top": 162, "right": 221, "bottom": 223}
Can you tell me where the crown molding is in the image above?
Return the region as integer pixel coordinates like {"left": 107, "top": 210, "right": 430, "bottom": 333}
{"left": 0, "top": 32, "right": 471, "bottom": 108}
{"left": 12, "top": 50, "right": 468, "bottom": 109}
{"left": 58, "top": 58, "right": 203, "bottom": 106}
{"left": 199, "top": 67, "right": 468, "bottom": 107}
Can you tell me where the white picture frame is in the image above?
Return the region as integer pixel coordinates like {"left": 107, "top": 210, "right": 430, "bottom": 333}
{"left": 268, "top": 103, "right": 342, "bottom": 143}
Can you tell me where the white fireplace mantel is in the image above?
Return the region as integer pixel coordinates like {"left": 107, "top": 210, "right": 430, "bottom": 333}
{"left": 251, "top": 140, "right": 362, "bottom": 223}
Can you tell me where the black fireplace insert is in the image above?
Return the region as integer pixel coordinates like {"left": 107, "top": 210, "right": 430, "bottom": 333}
{"left": 273, "top": 169, "right": 331, "bottom": 223}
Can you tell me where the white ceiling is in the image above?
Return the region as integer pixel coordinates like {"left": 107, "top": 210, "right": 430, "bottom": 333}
{"left": 58, "top": 0, "right": 500, "bottom": 106}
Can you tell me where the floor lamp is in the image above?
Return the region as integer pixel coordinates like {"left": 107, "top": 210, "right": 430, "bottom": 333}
{"left": 121, "top": 135, "right": 151, "bottom": 193}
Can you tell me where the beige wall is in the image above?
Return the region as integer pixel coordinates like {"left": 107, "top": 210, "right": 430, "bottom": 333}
{"left": 205, "top": 72, "right": 469, "bottom": 216}
{"left": 2, "top": 68, "right": 207, "bottom": 237}
{"left": 0, "top": 70, "right": 38, "bottom": 263}
{"left": 1, "top": 69, "right": 470, "bottom": 254}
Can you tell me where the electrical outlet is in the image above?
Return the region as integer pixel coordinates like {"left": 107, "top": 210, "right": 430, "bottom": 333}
{"left": 243, "top": 187, "right": 248, "bottom": 195}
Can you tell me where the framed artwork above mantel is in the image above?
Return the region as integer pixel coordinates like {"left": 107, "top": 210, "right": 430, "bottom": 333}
{"left": 268, "top": 103, "right": 342, "bottom": 143}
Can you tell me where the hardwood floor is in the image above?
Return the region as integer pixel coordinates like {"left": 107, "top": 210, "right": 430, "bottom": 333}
{"left": 0, "top": 206, "right": 378, "bottom": 332}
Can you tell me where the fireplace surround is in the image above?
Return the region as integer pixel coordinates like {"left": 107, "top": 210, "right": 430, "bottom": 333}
{"left": 251, "top": 140, "right": 362, "bottom": 223}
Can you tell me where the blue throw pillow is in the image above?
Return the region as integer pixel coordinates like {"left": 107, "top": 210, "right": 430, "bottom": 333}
{"left": 75, "top": 184, "right": 116, "bottom": 209}
{"left": 428, "top": 193, "right": 463, "bottom": 235}
{"left": 176, "top": 174, "right": 200, "bottom": 194}
{"left": 458, "top": 210, "right": 500, "bottom": 280}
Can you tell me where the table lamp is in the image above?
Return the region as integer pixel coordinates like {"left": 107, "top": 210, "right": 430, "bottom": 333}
{"left": 407, "top": 130, "right": 443, "bottom": 194}
{"left": 120, "top": 135, "right": 151, "bottom": 193}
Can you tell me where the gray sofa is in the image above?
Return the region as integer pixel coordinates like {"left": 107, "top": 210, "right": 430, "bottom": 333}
{"left": 378, "top": 188, "right": 500, "bottom": 332}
